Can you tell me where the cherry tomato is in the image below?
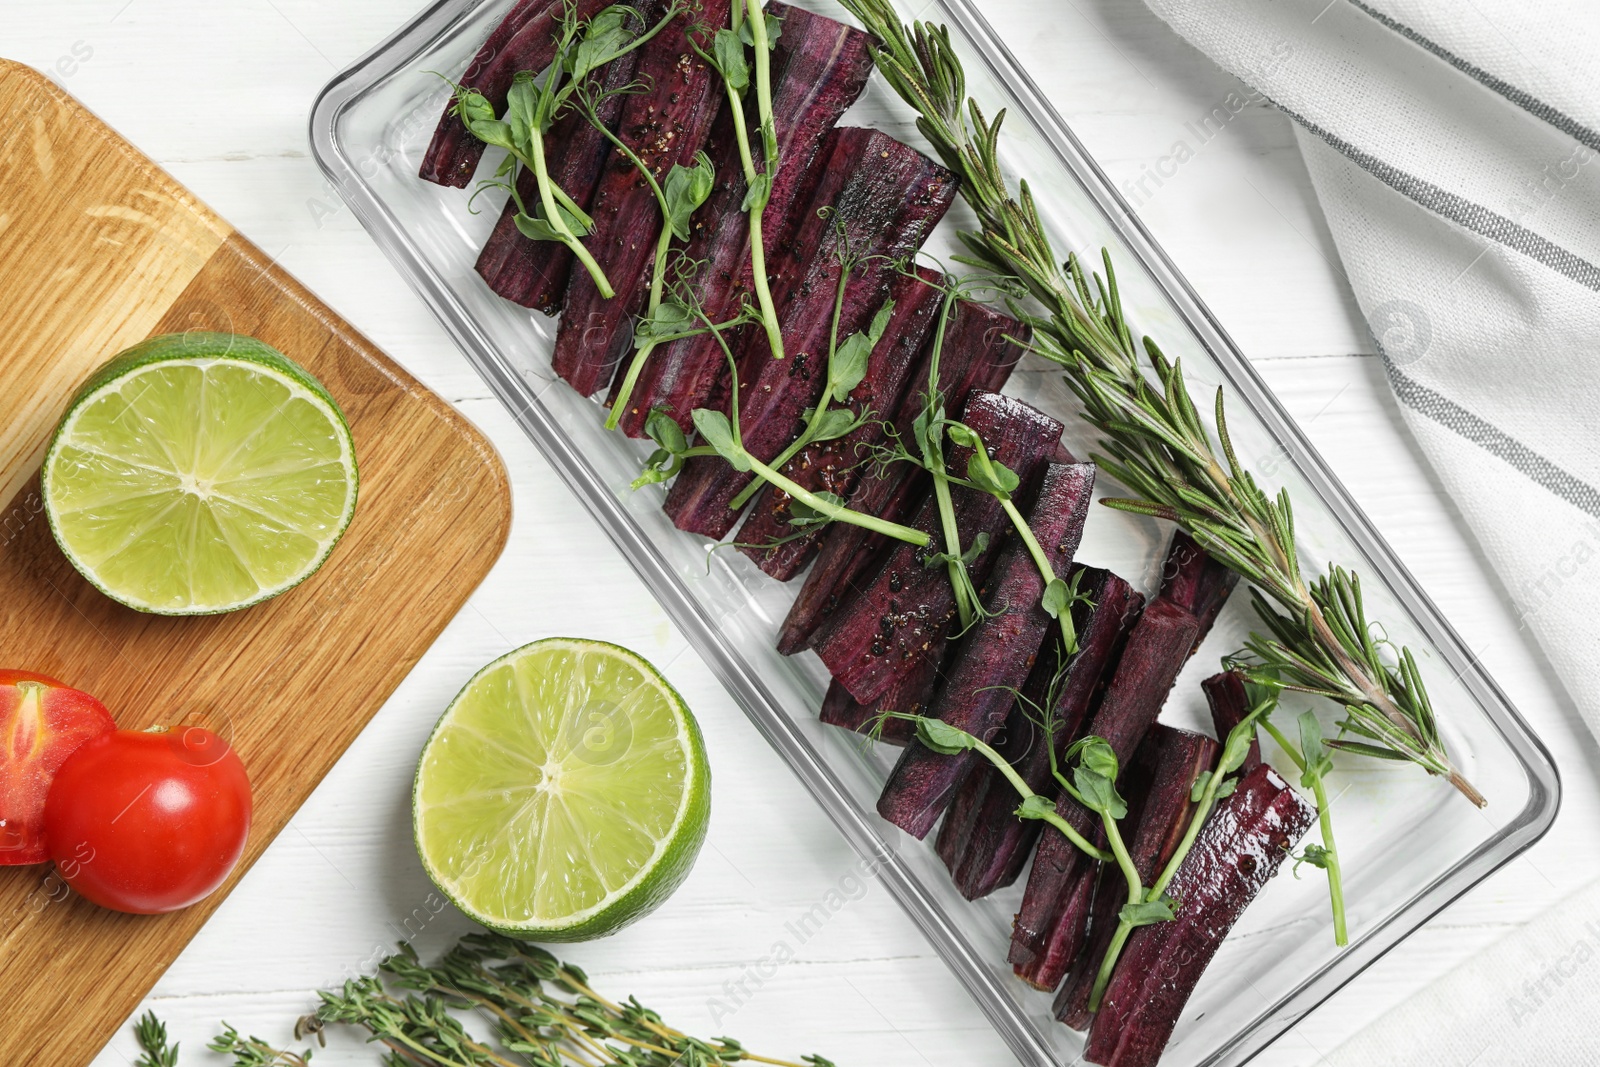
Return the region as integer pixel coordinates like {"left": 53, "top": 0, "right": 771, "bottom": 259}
{"left": 0, "top": 670, "right": 116, "bottom": 865}
{"left": 43, "top": 727, "right": 252, "bottom": 914}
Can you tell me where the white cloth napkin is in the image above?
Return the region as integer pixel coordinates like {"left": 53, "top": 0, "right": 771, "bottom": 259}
{"left": 1130, "top": 0, "right": 1600, "bottom": 1060}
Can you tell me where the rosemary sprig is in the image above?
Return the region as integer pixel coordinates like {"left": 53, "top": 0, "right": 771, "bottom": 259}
{"left": 835, "top": 0, "right": 1481, "bottom": 807}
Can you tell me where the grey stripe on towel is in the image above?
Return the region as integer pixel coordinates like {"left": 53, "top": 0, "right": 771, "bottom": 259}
{"left": 1346, "top": 0, "right": 1600, "bottom": 153}
{"left": 1379, "top": 342, "right": 1600, "bottom": 518}
{"left": 1270, "top": 101, "right": 1600, "bottom": 292}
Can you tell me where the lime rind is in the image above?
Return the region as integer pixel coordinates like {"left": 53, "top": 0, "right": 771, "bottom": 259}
{"left": 40, "top": 333, "right": 358, "bottom": 615}
{"left": 413, "top": 638, "right": 711, "bottom": 942}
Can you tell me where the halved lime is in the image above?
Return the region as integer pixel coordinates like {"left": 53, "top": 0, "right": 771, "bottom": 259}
{"left": 413, "top": 638, "right": 710, "bottom": 941}
{"left": 40, "top": 332, "right": 358, "bottom": 615}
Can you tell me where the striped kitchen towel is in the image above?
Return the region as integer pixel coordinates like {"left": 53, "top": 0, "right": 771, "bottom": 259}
{"left": 1133, "top": 0, "right": 1600, "bottom": 1062}
{"left": 1138, "top": 0, "right": 1600, "bottom": 722}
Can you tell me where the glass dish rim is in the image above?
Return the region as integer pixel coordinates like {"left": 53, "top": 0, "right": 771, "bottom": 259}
{"left": 307, "top": 2, "right": 1562, "bottom": 1062}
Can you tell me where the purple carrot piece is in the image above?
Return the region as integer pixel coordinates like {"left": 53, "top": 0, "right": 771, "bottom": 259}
{"left": 612, "top": 3, "right": 877, "bottom": 437}
{"left": 1084, "top": 763, "right": 1315, "bottom": 1067}
{"left": 942, "top": 569, "right": 1145, "bottom": 900}
{"left": 811, "top": 392, "right": 1065, "bottom": 705}
{"left": 818, "top": 648, "right": 940, "bottom": 746}
{"left": 1009, "top": 597, "right": 1203, "bottom": 990}
{"left": 664, "top": 128, "right": 958, "bottom": 536}
{"left": 1053, "top": 725, "right": 1218, "bottom": 1030}
{"left": 1156, "top": 529, "right": 1238, "bottom": 653}
{"left": 420, "top": 0, "right": 614, "bottom": 188}
{"left": 774, "top": 301, "right": 1024, "bottom": 654}
{"left": 778, "top": 465, "right": 928, "bottom": 655}
{"left": 1203, "top": 670, "right": 1262, "bottom": 772}
{"left": 876, "top": 462, "right": 1097, "bottom": 839}
{"left": 736, "top": 268, "right": 945, "bottom": 578}
{"left": 475, "top": 164, "right": 559, "bottom": 309}
{"left": 551, "top": 0, "right": 730, "bottom": 397}
{"left": 474, "top": 45, "right": 642, "bottom": 312}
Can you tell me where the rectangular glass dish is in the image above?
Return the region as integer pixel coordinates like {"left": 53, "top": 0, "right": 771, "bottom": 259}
{"left": 308, "top": 3, "right": 1561, "bottom": 1064}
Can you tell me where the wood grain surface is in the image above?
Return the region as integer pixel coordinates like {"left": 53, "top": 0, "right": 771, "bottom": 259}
{"left": 0, "top": 59, "right": 511, "bottom": 1065}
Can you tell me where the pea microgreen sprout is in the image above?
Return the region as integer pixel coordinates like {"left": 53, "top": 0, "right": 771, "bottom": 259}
{"left": 694, "top": 0, "right": 787, "bottom": 362}
{"left": 876, "top": 674, "right": 1281, "bottom": 1011}
{"left": 912, "top": 286, "right": 981, "bottom": 629}
{"left": 723, "top": 267, "right": 894, "bottom": 512}
{"left": 873, "top": 710, "right": 1113, "bottom": 863}
{"left": 1084, "top": 681, "right": 1282, "bottom": 1009}
{"left": 941, "top": 419, "right": 1093, "bottom": 655}
{"left": 1235, "top": 664, "right": 1348, "bottom": 945}
{"left": 604, "top": 148, "right": 719, "bottom": 428}
{"left": 882, "top": 264, "right": 1029, "bottom": 631}
{"left": 634, "top": 308, "right": 933, "bottom": 548}
{"left": 447, "top": 3, "right": 682, "bottom": 298}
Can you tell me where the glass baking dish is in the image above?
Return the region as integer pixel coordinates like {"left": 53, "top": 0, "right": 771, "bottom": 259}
{"left": 308, "top": 2, "right": 1560, "bottom": 1063}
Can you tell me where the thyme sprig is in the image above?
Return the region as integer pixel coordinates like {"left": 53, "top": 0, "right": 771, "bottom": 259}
{"left": 133, "top": 1012, "right": 182, "bottom": 1067}
{"left": 130, "top": 934, "right": 834, "bottom": 1067}
{"left": 835, "top": 0, "right": 1481, "bottom": 807}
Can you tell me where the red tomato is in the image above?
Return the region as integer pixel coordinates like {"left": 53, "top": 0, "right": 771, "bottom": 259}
{"left": 0, "top": 670, "right": 116, "bottom": 865}
{"left": 44, "top": 728, "right": 252, "bottom": 914}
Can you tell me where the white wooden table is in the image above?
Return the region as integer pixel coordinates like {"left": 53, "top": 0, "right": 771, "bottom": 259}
{"left": 9, "top": 1, "right": 1596, "bottom": 1064}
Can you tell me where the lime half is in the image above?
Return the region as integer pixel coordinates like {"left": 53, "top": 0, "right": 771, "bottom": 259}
{"left": 414, "top": 638, "right": 710, "bottom": 941}
{"left": 41, "top": 332, "right": 358, "bottom": 615}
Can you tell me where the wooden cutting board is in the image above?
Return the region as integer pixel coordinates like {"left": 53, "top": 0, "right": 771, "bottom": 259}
{"left": 0, "top": 59, "right": 511, "bottom": 1062}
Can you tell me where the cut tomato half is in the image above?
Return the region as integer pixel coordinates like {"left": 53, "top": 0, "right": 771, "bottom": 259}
{"left": 0, "top": 670, "right": 116, "bottom": 865}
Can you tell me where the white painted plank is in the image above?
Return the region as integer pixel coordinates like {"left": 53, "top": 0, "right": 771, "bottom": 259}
{"left": 4, "top": 2, "right": 1588, "bottom": 1066}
